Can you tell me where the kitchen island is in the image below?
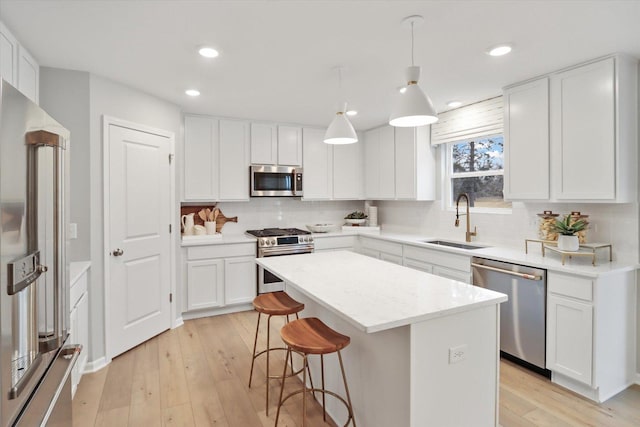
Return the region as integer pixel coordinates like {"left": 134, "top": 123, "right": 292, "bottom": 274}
{"left": 257, "top": 251, "right": 507, "bottom": 427}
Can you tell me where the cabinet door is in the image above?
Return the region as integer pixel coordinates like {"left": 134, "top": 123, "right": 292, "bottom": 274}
{"left": 76, "top": 292, "right": 89, "bottom": 380}
{"left": 380, "top": 252, "right": 403, "bottom": 265}
{"left": 333, "top": 141, "right": 363, "bottom": 200}
{"left": 250, "top": 123, "right": 277, "bottom": 164}
{"left": 224, "top": 256, "right": 257, "bottom": 305}
{"left": 551, "top": 58, "right": 615, "bottom": 200}
{"left": 363, "top": 128, "right": 380, "bottom": 198}
{"left": 403, "top": 258, "right": 433, "bottom": 274}
{"left": 0, "top": 22, "right": 18, "bottom": 87}
{"left": 302, "top": 128, "right": 331, "bottom": 200}
{"left": 219, "top": 119, "right": 250, "bottom": 200}
{"left": 394, "top": 127, "right": 417, "bottom": 199}
{"left": 432, "top": 266, "right": 471, "bottom": 284}
{"left": 547, "top": 294, "right": 593, "bottom": 385}
{"left": 186, "top": 259, "right": 224, "bottom": 310}
{"left": 277, "top": 126, "right": 302, "bottom": 166}
{"left": 359, "top": 247, "right": 380, "bottom": 259}
{"left": 17, "top": 45, "right": 38, "bottom": 103}
{"left": 378, "top": 126, "right": 396, "bottom": 199}
{"left": 503, "top": 77, "right": 549, "bottom": 200}
{"left": 184, "top": 116, "right": 218, "bottom": 200}
{"left": 69, "top": 304, "right": 79, "bottom": 392}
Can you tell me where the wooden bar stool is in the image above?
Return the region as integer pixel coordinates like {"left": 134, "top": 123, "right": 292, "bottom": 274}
{"left": 275, "top": 317, "right": 356, "bottom": 427}
{"left": 249, "top": 291, "right": 310, "bottom": 415}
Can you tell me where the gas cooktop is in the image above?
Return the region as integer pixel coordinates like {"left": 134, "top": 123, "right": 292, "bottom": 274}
{"left": 245, "top": 228, "right": 311, "bottom": 238}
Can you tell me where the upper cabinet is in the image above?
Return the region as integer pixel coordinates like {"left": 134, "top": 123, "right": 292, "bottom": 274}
{"left": 302, "top": 127, "right": 363, "bottom": 200}
{"left": 364, "top": 125, "right": 435, "bottom": 201}
{"left": 183, "top": 115, "right": 250, "bottom": 201}
{"left": 504, "top": 55, "right": 637, "bottom": 203}
{"left": 0, "top": 21, "right": 39, "bottom": 103}
{"left": 250, "top": 123, "right": 302, "bottom": 166}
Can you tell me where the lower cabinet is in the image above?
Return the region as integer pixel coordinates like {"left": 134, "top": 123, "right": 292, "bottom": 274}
{"left": 69, "top": 266, "right": 89, "bottom": 397}
{"left": 358, "top": 236, "right": 403, "bottom": 265}
{"left": 402, "top": 245, "right": 472, "bottom": 283}
{"left": 313, "top": 235, "right": 357, "bottom": 253}
{"left": 546, "top": 270, "right": 636, "bottom": 402}
{"left": 183, "top": 242, "right": 257, "bottom": 315}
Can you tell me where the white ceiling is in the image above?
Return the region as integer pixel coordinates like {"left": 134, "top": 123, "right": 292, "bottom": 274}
{"left": 2, "top": 0, "right": 640, "bottom": 131}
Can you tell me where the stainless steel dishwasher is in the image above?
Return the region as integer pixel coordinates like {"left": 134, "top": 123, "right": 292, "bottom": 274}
{"left": 471, "top": 257, "right": 550, "bottom": 376}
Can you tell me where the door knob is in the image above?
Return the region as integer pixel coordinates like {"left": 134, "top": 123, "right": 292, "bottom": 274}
{"left": 111, "top": 248, "right": 124, "bottom": 256}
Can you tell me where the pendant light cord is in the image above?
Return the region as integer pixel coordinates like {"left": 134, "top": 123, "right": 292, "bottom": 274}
{"left": 411, "top": 21, "right": 415, "bottom": 66}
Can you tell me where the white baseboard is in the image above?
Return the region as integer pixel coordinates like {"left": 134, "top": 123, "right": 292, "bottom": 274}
{"left": 83, "top": 356, "right": 108, "bottom": 374}
{"left": 636, "top": 372, "right": 640, "bottom": 385}
{"left": 181, "top": 303, "right": 253, "bottom": 321}
{"left": 172, "top": 316, "right": 184, "bottom": 329}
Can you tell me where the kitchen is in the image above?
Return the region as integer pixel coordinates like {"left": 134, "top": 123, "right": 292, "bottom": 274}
{"left": 0, "top": 1, "right": 639, "bottom": 426}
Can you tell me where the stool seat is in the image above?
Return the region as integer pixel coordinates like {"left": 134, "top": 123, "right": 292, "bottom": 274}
{"left": 281, "top": 317, "right": 350, "bottom": 355}
{"left": 252, "top": 291, "right": 304, "bottom": 316}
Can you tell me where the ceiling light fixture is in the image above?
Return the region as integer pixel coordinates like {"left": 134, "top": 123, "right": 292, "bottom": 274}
{"left": 486, "top": 44, "right": 512, "bottom": 57}
{"left": 447, "top": 101, "right": 462, "bottom": 108}
{"left": 324, "top": 67, "right": 358, "bottom": 145}
{"left": 389, "top": 15, "right": 438, "bottom": 127}
{"left": 198, "top": 47, "right": 219, "bottom": 58}
{"left": 185, "top": 89, "right": 200, "bottom": 97}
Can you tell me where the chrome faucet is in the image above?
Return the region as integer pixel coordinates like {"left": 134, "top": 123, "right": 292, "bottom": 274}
{"left": 455, "top": 193, "right": 477, "bottom": 242}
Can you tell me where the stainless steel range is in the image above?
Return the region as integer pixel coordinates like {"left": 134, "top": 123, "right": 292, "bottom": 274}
{"left": 246, "top": 228, "right": 314, "bottom": 293}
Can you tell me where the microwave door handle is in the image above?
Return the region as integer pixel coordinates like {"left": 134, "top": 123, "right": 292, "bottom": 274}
{"left": 293, "top": 169, "right": 300, "bottom": 196}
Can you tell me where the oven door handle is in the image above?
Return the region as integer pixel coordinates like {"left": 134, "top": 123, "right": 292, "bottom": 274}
{"left": 259, "top": 246, "right": 313, "bottom": 257}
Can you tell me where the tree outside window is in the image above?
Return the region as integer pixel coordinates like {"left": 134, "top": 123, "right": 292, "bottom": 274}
{"left": 449, "top": 136, "right": 511, "bottom": 209}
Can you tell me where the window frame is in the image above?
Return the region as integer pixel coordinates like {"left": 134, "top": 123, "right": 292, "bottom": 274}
{"left": 443, "top": 134, "right": 512, "bottom": 214}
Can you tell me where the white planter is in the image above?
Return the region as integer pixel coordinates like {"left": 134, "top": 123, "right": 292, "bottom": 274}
{"left": 557, "top": 235, "right": 579, "bottom": 251}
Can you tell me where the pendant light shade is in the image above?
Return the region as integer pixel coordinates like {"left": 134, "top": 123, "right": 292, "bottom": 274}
{"left": 324, "top": 68, "right": 358, "bottom": 144}
{"left": 389, "top": 66, "right": 438, "bottom": 127}
{"left": 324, "top": 109, "right": 358, "bottom": 144}
{"left": 389, "top": 15, "right": 438, "bottom": 127}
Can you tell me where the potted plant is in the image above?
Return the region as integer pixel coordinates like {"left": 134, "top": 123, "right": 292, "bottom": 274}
{"left": 551, "top": 214, "right": 588, "bottom": 251}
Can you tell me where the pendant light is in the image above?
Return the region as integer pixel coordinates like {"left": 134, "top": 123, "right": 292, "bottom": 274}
{"left": 389, "top": 15, "right": 438, "bottom": 127}
{"left": 324, "top": 67, "right": 358, "bottom": 144}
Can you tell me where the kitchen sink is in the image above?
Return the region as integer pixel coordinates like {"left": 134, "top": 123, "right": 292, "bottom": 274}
{"left": 421, "top": 240, "right": 488, "bottom": 250}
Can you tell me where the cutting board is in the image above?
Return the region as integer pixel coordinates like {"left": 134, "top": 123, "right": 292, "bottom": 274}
{"left": 179, "top": 205, "right": 238, "bottom": 233}
{"left": 214, "top": 209, "right": 238, "bottom": 233}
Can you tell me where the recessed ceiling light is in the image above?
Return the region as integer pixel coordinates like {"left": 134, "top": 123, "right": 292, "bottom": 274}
{"left": 399, "top": 87, "right": 407, "bottom": 94}
{"left": 487, "top": 44, "right": 512, "bottom": 57}
{"left": 198, "top": 47, "right": 219, "bottom": 58}
{"left": 447, "top": 101, "right": 462, "bottom": 108}
{"left": 346, "top": 110, "right": 358, "bottom": 116}
{"left": 185, "top": 89, "right": 200, "bottom": 97}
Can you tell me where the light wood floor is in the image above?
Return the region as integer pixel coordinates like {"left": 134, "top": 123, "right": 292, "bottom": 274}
{"left": 73, "top": 310, "right": 640, "bottom": 427}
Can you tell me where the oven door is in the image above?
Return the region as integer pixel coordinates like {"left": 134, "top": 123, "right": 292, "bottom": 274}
{"left": 257, "top": 245, "right": 313, "bottom": 294}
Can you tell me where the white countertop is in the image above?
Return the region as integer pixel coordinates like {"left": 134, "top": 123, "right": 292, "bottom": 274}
{"left": 312, "top": 231, "right": 638, "bottom": 278}
{"left": 69, "top": 261, "right": 91, "bottom": 285}
{"left": 181, "top": 233, "right": 256, "bottom": 247}
{"left": 256, "top": 251, "right": 507, "bottom": 333}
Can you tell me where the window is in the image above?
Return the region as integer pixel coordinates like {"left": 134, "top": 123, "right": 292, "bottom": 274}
{"left": 446, "top": 135, "right": 511, "bottom": 210}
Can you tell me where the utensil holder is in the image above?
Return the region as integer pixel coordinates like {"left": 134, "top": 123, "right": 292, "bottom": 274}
{"left": 205, "top": 221, "right": 217, "bottom": 235}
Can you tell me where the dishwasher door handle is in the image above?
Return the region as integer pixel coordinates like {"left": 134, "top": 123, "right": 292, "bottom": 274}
{"left": 471, "top": 262, "right": 542, "bottom": 281}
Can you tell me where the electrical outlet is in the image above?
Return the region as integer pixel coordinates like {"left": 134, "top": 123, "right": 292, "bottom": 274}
{"left": 69, "top": 223, "right": 78, "bottom": 239}
{"left": 449, "top": 344, "right": 467, "bottom": 364}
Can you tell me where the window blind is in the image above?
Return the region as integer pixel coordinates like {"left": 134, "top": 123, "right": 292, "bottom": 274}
{"left": 430, "top": 96, "right": 503, "bottom": 145}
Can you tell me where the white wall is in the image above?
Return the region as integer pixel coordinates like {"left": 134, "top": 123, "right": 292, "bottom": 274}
{"left": 88, "top": 74, "right": 182, "bottom": 363}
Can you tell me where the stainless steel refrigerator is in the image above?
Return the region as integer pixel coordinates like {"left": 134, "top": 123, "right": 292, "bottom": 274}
{"left": 0, "top": 80, "right": 80, "bottom": 426}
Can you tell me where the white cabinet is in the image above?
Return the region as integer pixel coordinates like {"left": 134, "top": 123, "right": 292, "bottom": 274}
{"left": 364, "top": 125, "right": 435, "bottom": 201}
{"left": 219, "top": 119, "right": 250, "bottom": 200}
{"left": 358, "top": 236, "right": 403, "bottom": 265}
{"left": 504, "top": 55, "right": 637, "bottom": 202}
{"left": 250, "top": 123, "right": 302, "bottom": 166}
{"left": 503, "top": 77, "right": 549, "bottom": 200}
{"left": 183, "top": 242, "right": 256, "bottom": 316}
{"left": 183, "top": 115, "right": 249, "bottom": 201}
{"left": 302, "top": 127, "right": 363, "bottom": 200}
{"left": 546, "top": 270, "right": 636, "bottom": 402}
{"left": 69, "top": 265, "right": 89, "bottom": 397}
{"left": 402, "top": 245, "right": 471, "bottom": 283}
{"left": 250, "top": 123, "right": 277, "bottom": 164}
{"left": 0, "top": 21, "right": 39, "bottom": 103}
{"left": 313, "top": 235, "right": 357, "bottom": 253}
{"left": 277, "top": 125, "right": 302, "bottom": 166}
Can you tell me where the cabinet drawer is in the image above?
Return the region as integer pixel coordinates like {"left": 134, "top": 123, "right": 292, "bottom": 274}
{"left": 313, "top": 236, "right": 356, "bottom": 251}
{"left": 404, "top": 245, "right": 471, "bottom": 272}
{"left": 70, "top": 272, "right": 87, "bottom": 308}
{"left": 548, "top": 272, "right": 593, "bottom": 301}
{"left": 187, "top": 243, "right": 255, "bottom": 260}
{"left": 360, "top": 237, "right": 403, "bottom": 257}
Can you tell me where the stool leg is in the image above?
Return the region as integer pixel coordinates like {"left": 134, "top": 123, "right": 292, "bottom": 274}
{"left": 286, "top": 314, "right": 294, "bottom": 376}
{"left": 337, "top": 350, "right": 356, "bottom": 427}
{"left": 275, "top": 347, "right": 292, "bottom": 427}
{"left": 320, "top": 354, "right": 326, "bottom": 422}
{"left": 266, "top": 314, "right": 272, "bottom": 416}
{"left": 302, "top": 354, "right": 308, "bottom": 427}
{"left": 248, "top": 311, "right": 261, "bottom": 388}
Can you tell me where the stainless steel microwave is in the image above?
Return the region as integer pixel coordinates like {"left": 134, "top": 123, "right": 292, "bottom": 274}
{"left": 250, "top": 165, "right": 303, "bottom": 197}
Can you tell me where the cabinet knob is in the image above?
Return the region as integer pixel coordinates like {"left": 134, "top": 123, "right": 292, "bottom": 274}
{"left": 111, "top": 248, "right": 124, "bottom": 256}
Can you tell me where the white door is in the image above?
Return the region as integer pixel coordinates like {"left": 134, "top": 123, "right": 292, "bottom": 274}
{"left": 107, "top": 123, "right": 172, "bottom": 358}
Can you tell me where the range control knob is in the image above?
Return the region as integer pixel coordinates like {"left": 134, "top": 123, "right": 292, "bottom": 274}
{"left": 270, "top": 239, "right": 276, "bottom": 246}
{"left": 308, "top": 236, "right": 313, "bottom": 242}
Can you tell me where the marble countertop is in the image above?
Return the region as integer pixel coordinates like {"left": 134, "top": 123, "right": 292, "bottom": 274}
{"left": 180, "top": 233, "right": 256, "bottom": 247}
{"left": 257, "top": 251, "right": 507, "bottom": 333}
{"left": 70, "top": 261, "right": 91, "bottom": 285}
